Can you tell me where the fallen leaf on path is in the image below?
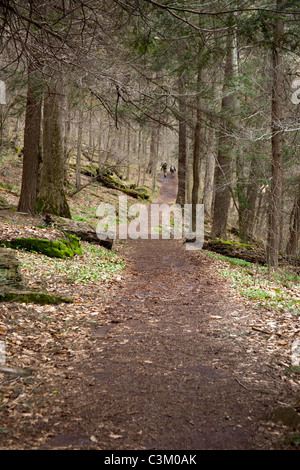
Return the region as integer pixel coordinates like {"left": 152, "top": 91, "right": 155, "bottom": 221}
{"left": 109, "top": 433, "right": 122, "bottom": 439}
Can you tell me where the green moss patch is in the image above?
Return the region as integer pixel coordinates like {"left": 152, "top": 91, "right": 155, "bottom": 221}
{"left": 3, "top": 233, "right": 82, "bottom": 259}
{"left": 0, "top": 288, "right": 72, "bottom": 305}
{"left": 203, "top": 238, "right": 266, "bottom": 265}
{"left": 97, "top": 172, "right": 150, "bottom": 200}
{"left": 270, "top": 406, "right": 300, "bottom": 427}
{"left": 215, "top": 238, "right": 255, "bottom": 250}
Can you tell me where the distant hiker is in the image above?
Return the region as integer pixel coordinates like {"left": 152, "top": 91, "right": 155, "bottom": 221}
{"left": 161, "top": 162, "right": 167, "bottom": 177}
{"left": 170, "top": 164, "right": 176, "bottom": 175}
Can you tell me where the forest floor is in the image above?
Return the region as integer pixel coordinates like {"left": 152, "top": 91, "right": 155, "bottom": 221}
{"left": 0, "top": 167, "right": 299, "bottom": 452}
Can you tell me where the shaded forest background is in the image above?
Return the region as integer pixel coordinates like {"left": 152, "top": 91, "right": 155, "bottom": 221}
{"left": 0, "top": 0, "right": 300, "bottom": 268}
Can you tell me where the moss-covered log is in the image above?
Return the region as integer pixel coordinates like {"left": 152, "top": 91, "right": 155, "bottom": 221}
{"left": 3, "top": 233, "right": 82, "bottom": 258}
{"left": 97, "top": 172, "right": 150, "bottom": 200}
{"left": 202, "top": 239, "right": 267, "bottom": 265}
{"left": 0, "top": 288, "right": 72, "bottom": 305}
{"left": 73, "top": 165, "right": 151, "bottom": 200}
{"left": 43, "top": 215, "right": 114, "bottom": 250}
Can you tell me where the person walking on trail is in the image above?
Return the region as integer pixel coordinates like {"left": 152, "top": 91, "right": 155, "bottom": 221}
{"left": 161, "top": 162, "right": 167, "bottom": 177}
{"left": 170, "top": 164, "right": 176, "bottom": 175}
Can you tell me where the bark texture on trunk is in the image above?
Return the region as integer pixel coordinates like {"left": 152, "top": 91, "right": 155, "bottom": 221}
{"left": 211, "top": 33, "right": 235, "bottom": 238}
{"left": 286, "top": 183, "right": 300, "bottom": 257}
{"left": 18, "top": 61, "right": 43, "bottom": 214}
{"left": 176, "top": 76, "right": 187, "bottom": 206}
{"left": 267, "top": 0, "right": 284, "bottom": 267}
{"left": 191, "top": 67, "right": 202, "bottom": 232}
{"left": 36, "top": 74, "right": 71, "bottom": 218}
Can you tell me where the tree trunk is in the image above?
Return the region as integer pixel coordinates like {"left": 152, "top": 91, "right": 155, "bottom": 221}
{"left": 63, "top": 88, "right": 72, "bottom": 183}
{"left": 286, "top": 183, "right": 300, "bottom": 257}
{"left": 176, "top": 75, "right": 187, "bottom": 206}
{"left": 266, "top": 0, "right": 284, "bottom": 267}
{"left": 191, "top": 66, "right": 202, "bottom": 232}
{"left": 238, "top": 154, "right": 260, "bottom": 242}
{"left": 76, "top": 107, "right": 84, "bottom": 189}
{"left": 18, "top": 61, "right": 43, "bottom": 214}
{"left": 36, "top": 73, "right": 71, "bottom": 218}
{"left": 202, "top": 128, "right": 216, "bottom": 219}
{"left": 142, "top": 135, "right": 147, "bottom": 185}
{"left": 98, "top": 122, "right": 103, "bottom": 172}
{"left": 211, "top": 33, "right": 235, "bottom": 238}
{"left": 231, "top": 26, "right": 255, "bottom": 243}
{"left": 151, "top": 124, "right": 160, "bottom": 192}
{"left": 126, "top": 123, "right": 131, "bottom": 179}
{"left": 136, "top": 127, "right": 142, "bottom": 187}
{"left": 148, "top": 124, "right": 156, "bottom": 177}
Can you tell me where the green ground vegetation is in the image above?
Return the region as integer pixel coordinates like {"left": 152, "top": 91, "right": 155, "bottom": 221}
{"left": 206, "top": 251, "right": 300, "bottom": 314}
{"left": 17, "top": 241, "right": 126, "bottom": 287}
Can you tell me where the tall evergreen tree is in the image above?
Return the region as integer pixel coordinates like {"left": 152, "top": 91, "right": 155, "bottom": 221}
{"left": 266, "top": 0, "right": 285, "bottom": 266}
{"left": 211, "top": 31, "right": 236, "bottom": 239}
{"left": 36, "top": 72, "right": 71, "bottom": 218}
{"left": 18, "top": 61, "right": 43, "bottom": 214}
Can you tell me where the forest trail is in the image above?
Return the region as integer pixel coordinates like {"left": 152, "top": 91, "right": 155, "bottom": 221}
{"left": 2, "top": 1, "right": 300, "bottom": 455}
{"left": 39, "top": 173, "right": 293, "bottom": 451}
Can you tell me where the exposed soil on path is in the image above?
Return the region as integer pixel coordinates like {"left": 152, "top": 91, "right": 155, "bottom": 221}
{"left": 1, "top": 174, "right": 299, "bottom": 451}
{"left": 40, "top": 175, "right": 299, "bottom": 450}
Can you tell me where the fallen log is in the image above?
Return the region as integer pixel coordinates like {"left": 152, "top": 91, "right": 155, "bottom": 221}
{"left": 44, "top": 215, "right": 114, "bottom": 250}
{"left": 0, "top": 288, "right": 72, "bottom": 305}
{"left": 202, "top": 239, "right": 267, "bottom": 265}
{"left": 96, "top": 172, "right": 150, "bottom": 200}
{"left": 4, "top": 233, "right": 82, "bottom": 259}
{"left": 0, "top": 365, "right": 32, "bottom": 377}
{"left": 71, "top": 161, "right": 152, "bottom": 200}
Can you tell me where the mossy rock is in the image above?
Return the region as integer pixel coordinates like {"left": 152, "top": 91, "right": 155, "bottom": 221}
{"left": 5, "top": 233, "right": 82, "bottom": 258}
{"left": 270, "top": 406, "right": 300, "bottom": 427}
{"left": 0, "top": 247, "right": 25, "bottom": 289}
{"left": 0, "top": 288, "right": 72, "bottom": 305}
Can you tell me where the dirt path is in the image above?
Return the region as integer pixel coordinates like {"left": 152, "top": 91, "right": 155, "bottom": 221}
{"left": 36, "top": 174, "right": 297, "bottom": 451}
